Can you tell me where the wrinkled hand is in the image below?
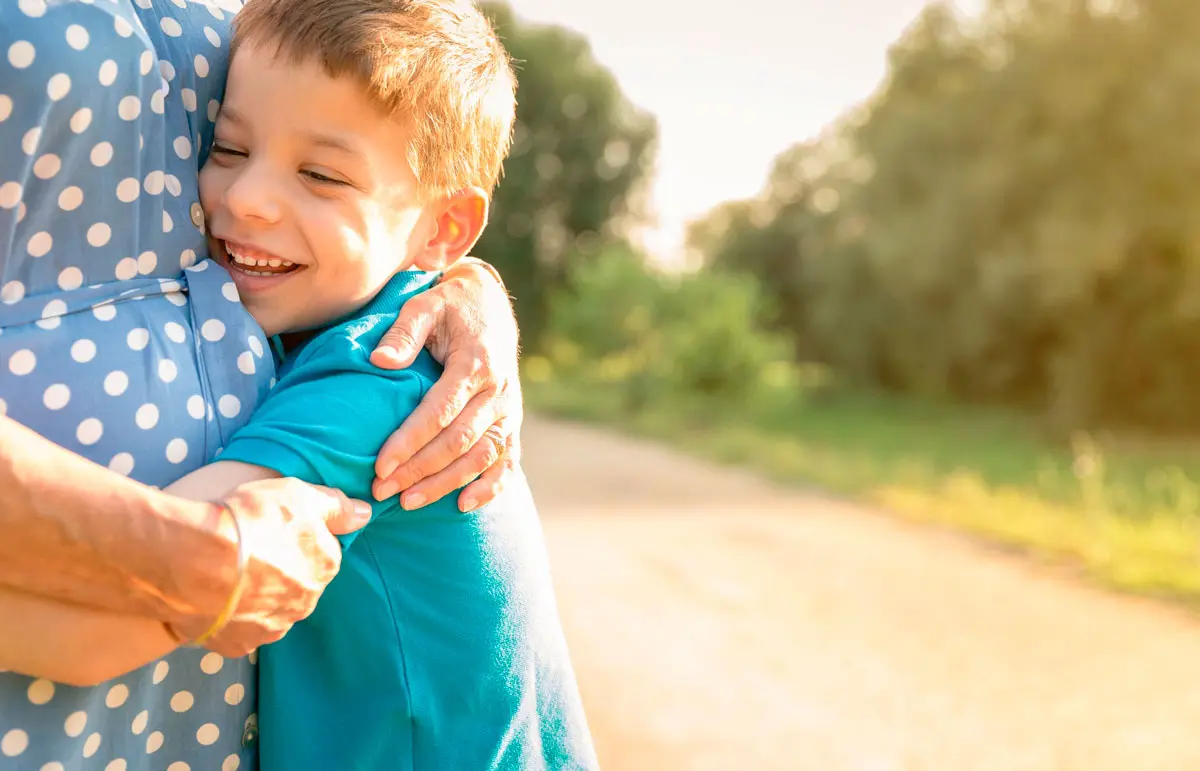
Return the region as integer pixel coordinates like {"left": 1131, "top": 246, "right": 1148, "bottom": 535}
{"left": 369, "top": 259, "right": 523, "bottom": 511}
{"left": 175, "top": 478, "right": 371, "bottom": 658}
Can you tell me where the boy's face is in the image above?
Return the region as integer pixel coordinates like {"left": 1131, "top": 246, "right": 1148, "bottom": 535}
{"left": 199, "top": 45, "right": 436, "bottom": 337}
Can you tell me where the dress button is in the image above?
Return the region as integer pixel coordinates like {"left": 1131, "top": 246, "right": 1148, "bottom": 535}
{"left": 190, "top": 202, "right": 205, "bottom": 230}
{"left": 241, "top": 713, "right": 258, "bottom": 748}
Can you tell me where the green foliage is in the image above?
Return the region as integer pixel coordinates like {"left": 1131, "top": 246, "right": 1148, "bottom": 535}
{"left": 540, "top": 245, "right": 794, "bottom": 409}
{"left": 477, "top": 3, "right": 658, "bottom": 346}
{"left": 689, "top": 0, "right": 1200, "bottom": 433}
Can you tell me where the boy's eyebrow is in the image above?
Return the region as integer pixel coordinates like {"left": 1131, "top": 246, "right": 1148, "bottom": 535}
{"left": 301, "top": 132, "right": 368, "bottom": 163}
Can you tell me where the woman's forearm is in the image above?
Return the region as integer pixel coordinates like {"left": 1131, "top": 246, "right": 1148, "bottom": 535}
{"left": 0, "top": 416, "right": 233, "bottom": 624}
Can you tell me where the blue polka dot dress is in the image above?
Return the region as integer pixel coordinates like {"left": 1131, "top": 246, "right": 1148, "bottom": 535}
{"left": 0, "top": 1, "right": 274, "bottom": 769}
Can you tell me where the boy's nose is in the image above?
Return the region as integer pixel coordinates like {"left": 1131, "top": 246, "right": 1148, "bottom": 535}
{"left": 224, "top": 165, "right": 284, "bottom": 224}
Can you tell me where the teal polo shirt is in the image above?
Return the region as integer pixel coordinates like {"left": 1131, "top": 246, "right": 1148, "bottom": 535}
{"left": 220, "top": 270, "right": 597, "bottom": 771}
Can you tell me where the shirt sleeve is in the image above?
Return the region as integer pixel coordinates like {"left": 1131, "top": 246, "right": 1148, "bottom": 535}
{"left": 218, "top": 335, "right": 431, "bottom": 506}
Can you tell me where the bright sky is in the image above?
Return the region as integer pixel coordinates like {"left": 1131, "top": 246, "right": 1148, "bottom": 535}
{"left": 507, "top": 0, "right": 982, "bottom": 265}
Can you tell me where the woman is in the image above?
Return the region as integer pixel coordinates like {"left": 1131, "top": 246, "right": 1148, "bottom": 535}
{"left": 0, "top": 1, "right": 521, "bottom": 768}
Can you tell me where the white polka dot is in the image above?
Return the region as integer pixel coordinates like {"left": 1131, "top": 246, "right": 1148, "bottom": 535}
{"left": 217, "top": 394, "right": 242, "bottom": 419}
{"left": 43, "top": 384, "right": 70, "bottom": 410}
{"left": 118, "top": 96, "right": 141, "bottom": 120}
{"left": 0, "top": 96, "right": 11, "bottom": 123}
{"left": 99, "top": 59, "right": 118, "bottom": 86}
{"left": 237, "top": 351, "right": 256, "bottom": 375}
{"left": 116, "top": 178, "right": 140, "bottom": 203}
{"left": 93, "top": 301, "right": 117, "bottom": 321}
{"left": 88, "top": 223, "right": 112, "bottom": 247}
{"left": 193, "top": 54, "right": 211, "bottom": 79}
{"left": 180, "top": 249, "right": 197, "bottom": 269}
{"left": 104, "top": 370, "right": 128, "bottom": 396}
{"left": 47, "top": 74, "right": 71, "bottom": 101}
{"left": 152, "top": 660, "right": 169, "bottom": 684}
{"left": 161, "top": 17, "right": 183, "bottom": 36}
{"left": 167, "top": 764, "right": 190, "bottom": 771}
{"left": 163, "top": 210, "right": 174, "bottom": 232}
{"left": 150, "top": 88, "right": 165, "bottom": 115}
{"left": 221, "top": 282, "right": 239, "bottom": 302}
{"left": 135, "top": 0, "right": 152, "bottom": 8}
{"left": 164, "top": 321, "right": 187, "bottom": 343}
{"left": 188, "top": 259, "right": 210, "bottom": 273}
{"left": 69, "top": 108, "right": 92, "bottom": 133}
{"left": 0, "top": 182, "right": 21, "bottom": 209}
{"left": 15, "top": 201, "right": 25, "bottom": 222}
{"left": 108, "top": 452, "right": 135, "bottom": 476}
{"left": 64, "top": 710, "right": 87, "bottom": 737}
{"left": 204, "top": 26, "right": 222, "bottom": 47}
{"left": 0, "top": 281, "right": 23, "bottom": 304}
{"left": 135, "top": 404, "right": 159, "bottom": 429}
{"left": 76, "top": 418, "right": 103, "bottom": 445}
{"left": 82, "top": 732, "right": 102, "bottom": 757}
{"left": 27, "top": 231, "right": 51, "bottom": 257}
{"left": 144, "top": 170, "right": 165, "bottom": 195}
{"left": 104, "top": 683, "right": 130, "bottom": 709}
{"left": 22, "top": 127, "right": 41, "bottom": 155}
{"left": 158, "top": 359, "right": 177, "bottom": 383}
{"left": 170, "top": 690, "right": 194, "bottom": 712}
{"left": 18, "top": 0, "right": 45, "bottom": 17}
{"left": 196, "top": 722, "right": 220, "bottom": 745}
{"left": 56, "top": 268, "right": 83, "bottom": 292}
{"left": 0, "top": 398, "right": 6, "bottom": 417}
{"left": 44, "top": 764, "right": 67, "bottom": 771}
{"left": 208, "top": 99, "right": 221, "bottom": 121}
{"left": 59, "top": 186, "right": 84, "bottom": 210}
{"left": 0, "top": 729, "right": 27, "bottom": 757}
{"left": 91, "top": 141, "right": 114, "bottom": 166}
{"left": 9, "top": 350, "right": 35, "bottom": 376}
{"left": 106, "top": 760, "right": 127, "bottom": 771}
{"left": 114, "top": 16, "right": 133, "bottom": 37}
{"left": 223, "top": 683, "right": 245, "bottom": 705}
{"left": 71, "top": 338, "right": 96, "bottom": 362}
{"left": 201, "top": 319, "right": 226, "bottom": 342}
{"left": 164, "top": 174, "right": 182, "bottom": 197}
{"left": 222, "top": 754, "right": 241, "bottom": 771}
{"left": 146, "top": 730, "right": 164, "bottom": 753}
{"left": 173, "top": 136, "right": 193, "bottom": 159}
{"left": 207, "top": 3, "right": 225, "bottom": 19}
{"left": 115, "top": 257, "right": 138, "bottom": 280}
{"left": 200, "top": 652, "right": 224, "bottom": 674}
{"left": 127, "top": 328, "right": 150, "bottom": 351}
{"left": 33, "top": 154, "right": 60, "bottom": 179}
{"left": 26, "top": 679, "right": 54, "bottom": 705}
{"left": 186, "top": 395, "right": 205, "bottom": 419}
{"left": 8, "top": 42, "right": 36, "bottom": 69}
{"left": 138, "top": 251, "right": 158, "bottom": 274}
{"left": 66, "top": 24, "right": 90, "bottom": 50}
{"left": 139, "top": 50, "right": 154, "bottom": 76}
{"left": 166, "top": 438, "right": 188, "bottom": 464}
{"left": 131, "top": 709, "right": 149, "bottom": 735}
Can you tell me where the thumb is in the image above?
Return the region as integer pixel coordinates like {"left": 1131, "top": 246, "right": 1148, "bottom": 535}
{"left": 312, "top": 485, "right": 373, "bottom": 535}
{"left": 370, "top": 296, "right": 439, "bottom": 370}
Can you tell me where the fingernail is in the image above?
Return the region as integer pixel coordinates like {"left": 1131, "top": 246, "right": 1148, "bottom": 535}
{"left": 459, "top": 498, "right": 477, "bottom": 513}
{"left": 374, "top": 481, "right": 400, "bottom": 501}
{"left": 352, "top": 500, "right": 373, "bottom": 522}
{"left": 376, "top": 458, "right": 400, "bottom": 480}
{"left": 371, "top": 347, "right": 404, "bottom": 366}
{"left": 402, "top": 493, "right": 426, "bottom": 510}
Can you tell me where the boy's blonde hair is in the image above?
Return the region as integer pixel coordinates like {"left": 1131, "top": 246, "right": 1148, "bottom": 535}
{"left": 232, "top": 0, "right": 516, "bottom": 198}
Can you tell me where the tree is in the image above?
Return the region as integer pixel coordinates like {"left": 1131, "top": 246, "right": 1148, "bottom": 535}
{"left": 478, "top": 3, "right": 658, "bottom": 347}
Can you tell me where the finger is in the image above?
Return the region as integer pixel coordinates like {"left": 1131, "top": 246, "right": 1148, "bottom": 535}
{"left": 457, "top": 450, "right": 517, "bottom": 512}
{"left": 401, "top": 422, "right": 509, "bottom": 511}
{"left": 305, "top": 483, "right": 373, "bottom": 535}
{"left": 375, "top": 386, "right": 497, "bottom": 501}
{"left": 373, "top": 357, "right": 485, "bottom": 483}
{"left": 370, "top": 293, "right": 443, "bottom": 370}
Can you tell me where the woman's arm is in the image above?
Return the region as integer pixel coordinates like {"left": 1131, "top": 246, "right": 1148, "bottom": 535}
{"left": 371, "top": 258, "right": 524, "bottom": 511}
{"left": 0, "top": 460, "right": 285, "bottom": 686}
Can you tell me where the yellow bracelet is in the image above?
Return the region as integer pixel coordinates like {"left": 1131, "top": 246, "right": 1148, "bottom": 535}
{"left": 165, "top": 502, "right": 249, "bottom": 648}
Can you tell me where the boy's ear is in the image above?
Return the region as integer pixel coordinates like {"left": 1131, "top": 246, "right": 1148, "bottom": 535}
{"left": 412, "top": 187, "right": 489, "bottom": 271}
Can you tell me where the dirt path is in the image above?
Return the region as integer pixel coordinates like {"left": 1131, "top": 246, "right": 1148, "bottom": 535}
{"left": 523, "top": 415, "right": 1200, "bottom": 771}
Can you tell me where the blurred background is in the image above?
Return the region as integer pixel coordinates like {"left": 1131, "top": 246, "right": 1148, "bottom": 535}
{"left": 480, "top": 1, "right": 1200, "bottom": 768}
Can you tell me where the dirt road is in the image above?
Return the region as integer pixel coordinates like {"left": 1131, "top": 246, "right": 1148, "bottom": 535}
{"left": 523, "top": 415, "right": 1200, "bottom": 771}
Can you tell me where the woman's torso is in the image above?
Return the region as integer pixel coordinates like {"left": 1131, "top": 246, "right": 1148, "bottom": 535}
{"left": 0, "top": 1, "right": 271, "bottom": 768}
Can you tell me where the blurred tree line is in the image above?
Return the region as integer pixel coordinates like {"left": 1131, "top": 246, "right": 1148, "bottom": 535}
{"left": 691, "top": 0, "right": 1200, "bottom": 434}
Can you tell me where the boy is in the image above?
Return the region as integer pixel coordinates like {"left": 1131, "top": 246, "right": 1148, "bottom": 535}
{"left": 2, "top": 0, "right": 598, "bottom": 768}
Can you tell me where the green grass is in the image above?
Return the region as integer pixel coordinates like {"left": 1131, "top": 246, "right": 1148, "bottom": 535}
{"left": 524, "top": 361, "right": 1200, "bottom": 607}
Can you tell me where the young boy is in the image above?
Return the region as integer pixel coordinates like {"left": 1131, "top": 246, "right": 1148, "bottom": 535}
{"left": 1, "top": 0, "right": 598, "bottom": 768}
